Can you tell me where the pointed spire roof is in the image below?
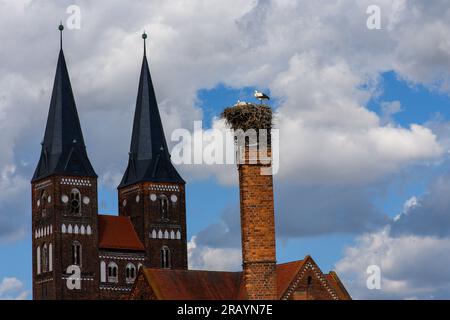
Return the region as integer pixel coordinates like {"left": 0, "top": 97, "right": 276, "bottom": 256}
{"left": 119, "top": 33, "right": 184, "bottom": 188}
{"left": 32, "top": 24, "right": 96, "bottom": 182}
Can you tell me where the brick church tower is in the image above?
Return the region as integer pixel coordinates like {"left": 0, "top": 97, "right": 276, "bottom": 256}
{"left": 31, "top": 25, "right": 99, "bottom": 299}
{"left": 118, "top": 33, "right": 188, "bottom": 270}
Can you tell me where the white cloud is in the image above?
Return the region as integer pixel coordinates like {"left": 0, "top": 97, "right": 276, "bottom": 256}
{"left": 336, "top": 174, "right": 450, "bottom": 299}
{"left": 187, "top": 236, "right": 241, "bottom": 271}
{"left": 272, "top": 54, "right": 442, "bottom": 185}
{"left": 0, "top": 277, "right": 28, "bottom": 300}
{"left": 0, "top": 0, "right": 449, "bottom": 246}
{"left": 336, "top": 228, "right": 450, "bottom": 299}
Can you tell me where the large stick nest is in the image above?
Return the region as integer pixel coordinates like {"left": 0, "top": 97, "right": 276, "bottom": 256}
{"left": 221, "top": 103, "right": 272, "bottom": 131}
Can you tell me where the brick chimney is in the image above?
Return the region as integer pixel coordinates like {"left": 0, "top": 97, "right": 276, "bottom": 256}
{"left": 238, "top": 143, "right": 277, "bottom": 300}
{"left": 222, "top": 103, "right": 277, "bottom": 300}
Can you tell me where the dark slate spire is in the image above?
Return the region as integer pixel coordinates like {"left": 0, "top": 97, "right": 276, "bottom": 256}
{"left": 32, "top": 24, "right": 97, "bottom": 182}
{"left": 119, "top": 32, "right": 184, "bottom": 188}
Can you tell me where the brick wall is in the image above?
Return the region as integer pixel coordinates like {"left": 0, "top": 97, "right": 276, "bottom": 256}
{"left": 239, "top": 146, "right": 277, "bottom": 300}
{"left": 98, "top": 250, "right": 145, "bottom": 299}
{"left": 118, "top": 182, "right": 188, "bottom": 270}
{"left": 32, "top": 175, "right": 99, "bottom": 300}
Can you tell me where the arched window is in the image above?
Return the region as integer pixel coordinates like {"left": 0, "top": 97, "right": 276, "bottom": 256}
{"left": 100, "top": 261, "right": 106, "bottom": 283}
{"left": 40, "top": 190, "right": 48, "bottom": 217}
{"left": 42, "top": 244, "right": 48, "bottom": 273}
{"left": 72, "top": 241, "right": 82, "bottom": 266}
{"left": 161, "top": 246, "right": 171, "bottom": 269}
{"left": 37, "top": 246, "right": 41, "bottom": 275}
{"left": 126, "top": 263, "right": 136, "bottom": 284}
{"left": 108, "top": 262, "right": 118, "bottom": 283}
{"left": 70, "top": 189, "right": 81, "bottom": 214}
{"left": 49, "top": 243, "right": 53, "bottom": 272}
{"left": 160, "top": 195, "right": 169, "bottom": 220}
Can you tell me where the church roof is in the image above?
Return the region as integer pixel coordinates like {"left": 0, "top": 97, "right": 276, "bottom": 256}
{"left": 119, "top": 38, "right": 184, "bottom": 188}
{"left": 32, "top": 48, "right": 97, "bottom": 182}
{"left": 98, "top": 215, "right": 145, "bottom": 251}
{"left": 130, "top": 256, "right": 351, "bottom": 300}
{"left": 141, "top": 268, "right": 242, "bottom": 300}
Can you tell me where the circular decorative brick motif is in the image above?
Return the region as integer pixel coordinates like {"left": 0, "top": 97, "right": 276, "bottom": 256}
{"left": 171, "top": 194, "right": 177, "bottom": 203}
{"left": 123, "top": 199, "right": 127, "bottom": 207}
{"left": 47, "top": 196, "right": 52, "bottom": 203}
{"left": 61, "top": 195, "right": 69, "bottom": 203}
{"left": 150, "top": 194, "right": 157, "bottom": 201}
{"left": 136, "top": 195, "right": 140, "bottom": 203}
{"left": 83, "top": 196, "right": 90, "bottom": 205}
{"left": 37, "top": 199, "right": 41, "bottom": 207}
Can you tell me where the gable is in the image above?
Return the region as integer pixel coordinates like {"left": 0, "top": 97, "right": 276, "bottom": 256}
{"left": 281, "top": 257, "right": 340, "bottom": 300}
{"left": 128, "top": 272, "right": 158, "bottom": 300}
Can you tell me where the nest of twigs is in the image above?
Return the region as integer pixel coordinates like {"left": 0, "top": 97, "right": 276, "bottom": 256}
{"left": 221, "top": 103, "right": 272, "bottom": 131}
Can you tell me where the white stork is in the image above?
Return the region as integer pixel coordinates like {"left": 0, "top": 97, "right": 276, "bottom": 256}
{"left": 235, "top": 100, "right": 248, "bottom": 106}
{"left": 254, "top": 90, "right": 270, "bottom": 104}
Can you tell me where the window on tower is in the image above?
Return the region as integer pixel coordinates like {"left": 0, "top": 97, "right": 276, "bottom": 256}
{"left": 36, "top": 246, "right": 41, "bottom": 274}
{"left": 160, "top": 246, "right": 171, "bottom": 269}
{"left": 42, "top": 243, "right": 48, "bottom": 273}
{"left": 71, "top": 241, "right": 82, "bottom": 266}
{"left": 160, "top": 195, "right": 169, "bottom": 220}
{"left": 40, "top": 190, "right": 48, "bottom": 217}
{"left": 70, "top": 188, "right": 81, "bottom": 214}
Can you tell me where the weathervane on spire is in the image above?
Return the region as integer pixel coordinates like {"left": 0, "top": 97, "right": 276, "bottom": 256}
{"left": 142, "top": 31, "right": 147, "bottom": 56}
{"left": 59, "top": 21, "right": 64, "bottom": 50}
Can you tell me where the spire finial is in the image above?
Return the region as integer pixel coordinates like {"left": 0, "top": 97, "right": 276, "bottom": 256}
{"left": 142, "top": 31, "right": 147, "bottom": 56}
{"left": 58, "top": 22, "right": 64, "bottom": 50}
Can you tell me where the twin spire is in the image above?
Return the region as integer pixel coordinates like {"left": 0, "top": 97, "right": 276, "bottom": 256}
{"left": 33, "top": 25, "right": 184, "bottom": 186}
{"left": 119, "top": 31, "right": 184, "bottom": 187}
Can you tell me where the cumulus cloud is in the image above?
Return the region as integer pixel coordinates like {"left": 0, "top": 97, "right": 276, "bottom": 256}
{"left": 188, "top": 236, "right": 241, "bottom": 271}
{"left": 272, "top": 54, "right": 442, "bottom": 185}
{"left": 276, "top": 185, "right": 389, "bottom": 237}
{"left": 391, "top": 174, "right": 450, "bottom": 238}
{"left": 1, "top": 0, "right": 450, "bottom": 267}
{"left": 336, "top": 229, "right": 450, "bottom": 299}
{"left": 336, "top": 173, "right": 450, "bottom": 299}
{"left": 0, "top": 277, "right": 28, "bottom": 300}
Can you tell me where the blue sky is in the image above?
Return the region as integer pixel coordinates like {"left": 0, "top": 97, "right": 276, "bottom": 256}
{"left": 2, "top": 0, "right": 450, "bottom": 300}
{"left": 5, "top": 71, "right": 450, "bottom": 297}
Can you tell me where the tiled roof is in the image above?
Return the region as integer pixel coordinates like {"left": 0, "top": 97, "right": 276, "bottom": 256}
{"left": 325, "top": 271, "right": 352, "bottom": 300}
{"left": 142, "top": 268, "right": 242, "bottom": 300}
{"left": 276, "top": 260, "right": 306, "bottom": 298}
{"left": 98, "top": 215, "right": 145, "bottom": 251}
{"left": 134, "top": 256, "right": 352, "bottom": 300}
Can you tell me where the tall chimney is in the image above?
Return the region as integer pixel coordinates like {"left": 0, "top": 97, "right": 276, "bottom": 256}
{"left": 222, "top": 103, "right": 277, "bottom": 300}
